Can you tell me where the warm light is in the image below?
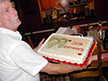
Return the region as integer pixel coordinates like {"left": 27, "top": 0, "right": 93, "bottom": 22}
{"left": 59, "top": 0, "right": 68, "bottom": 6}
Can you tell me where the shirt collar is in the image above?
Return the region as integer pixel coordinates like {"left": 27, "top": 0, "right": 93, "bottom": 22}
{"left": 0, "top": 28, "right": 22, "bottom": 40}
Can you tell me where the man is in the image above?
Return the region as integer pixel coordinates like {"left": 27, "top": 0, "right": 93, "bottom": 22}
{"left": 0, "top": 0, "right": 93, "bottom": 81}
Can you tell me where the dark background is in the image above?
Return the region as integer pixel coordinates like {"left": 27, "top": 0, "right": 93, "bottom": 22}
{"left": 12, "top": 0, "right": 108, "bottom": 46}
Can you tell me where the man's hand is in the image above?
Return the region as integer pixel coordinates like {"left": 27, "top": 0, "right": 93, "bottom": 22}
{"left": 33, "top": 38, "right": 45, "bottom": 53}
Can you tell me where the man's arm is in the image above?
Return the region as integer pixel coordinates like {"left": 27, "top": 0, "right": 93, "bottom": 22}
{"left": 40, "top": 56, "right": 94, "bottom": 74}
{"left": 40, "top": 62, "right": 83, "bottom": 74}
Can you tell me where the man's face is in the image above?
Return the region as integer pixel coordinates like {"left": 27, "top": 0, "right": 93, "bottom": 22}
{"left": 47, "top": 39, "right": 59, "bottom": 48}
{"left": 58, "top": 39, "right": 66, "bottom": 48}
{"left": 0, "top": 0, "right": 21, "bottom": 31}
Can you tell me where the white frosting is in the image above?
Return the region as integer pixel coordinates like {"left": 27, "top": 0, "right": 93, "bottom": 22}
{"left": 37, "top": 33, "right": 93, "bottom": 64}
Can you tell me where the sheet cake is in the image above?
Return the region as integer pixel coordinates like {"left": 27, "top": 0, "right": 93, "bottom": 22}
{"left": 37, "top": 33, "right": 96, "bottom": 67}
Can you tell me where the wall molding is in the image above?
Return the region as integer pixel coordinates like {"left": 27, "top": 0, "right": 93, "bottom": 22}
{"left": 24, "top": 21, "right": 107, "bottom": 36}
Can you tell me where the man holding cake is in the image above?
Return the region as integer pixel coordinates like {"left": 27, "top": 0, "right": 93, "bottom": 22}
{"left": 0, "top": 0, "right": 94, "bottom": 81}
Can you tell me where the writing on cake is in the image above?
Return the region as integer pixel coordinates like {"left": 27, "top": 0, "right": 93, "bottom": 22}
{"left": 64, "top": 45, "right": 84, "bottom": 52}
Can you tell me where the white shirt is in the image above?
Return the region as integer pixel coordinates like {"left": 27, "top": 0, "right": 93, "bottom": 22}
{"left": 0, "top": 28, "right": 48, "bottom": 81}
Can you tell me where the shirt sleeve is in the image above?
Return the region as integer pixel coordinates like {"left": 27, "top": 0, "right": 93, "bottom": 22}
{"left": 10, "top": 42, "right": 48, "bottom": 76}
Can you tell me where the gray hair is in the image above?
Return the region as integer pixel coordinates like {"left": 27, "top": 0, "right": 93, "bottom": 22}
{"left": 0, "top": 0, "right": 7, "bottom": 3}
